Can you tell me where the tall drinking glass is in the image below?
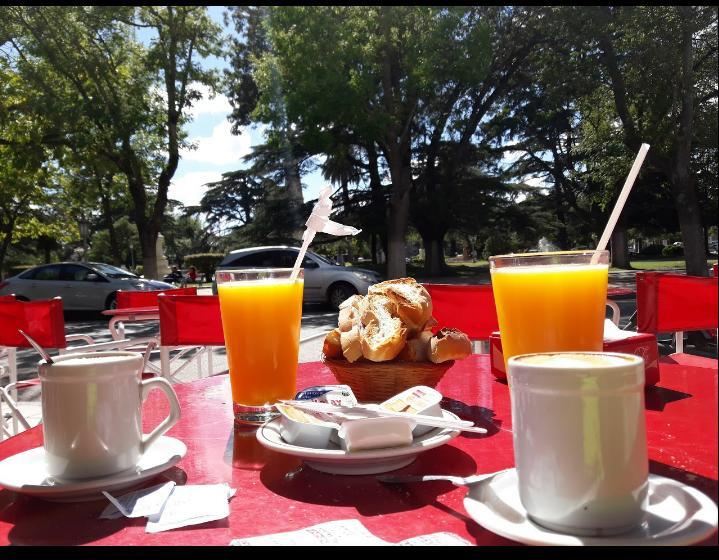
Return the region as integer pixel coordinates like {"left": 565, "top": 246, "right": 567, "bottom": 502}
{"left": 489, "top": 251, "right": 609, "bottom": 366}
{"left": 216, "top": 268, "right": 304, "bottom": 424}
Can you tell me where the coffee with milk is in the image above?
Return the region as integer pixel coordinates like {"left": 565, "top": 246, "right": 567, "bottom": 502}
{"left": 39, "top": 351, "right": 181, "bottom": 480}
{"left": 507, "top": 351, "right": 648, "bottom": 536}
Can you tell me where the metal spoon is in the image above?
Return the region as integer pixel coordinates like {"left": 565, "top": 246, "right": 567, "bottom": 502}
{"left": 18, "top": 329, "right": 54, "bottom": 364}
{"left": 377, "top": 469, "right": 511, "bottom": 487}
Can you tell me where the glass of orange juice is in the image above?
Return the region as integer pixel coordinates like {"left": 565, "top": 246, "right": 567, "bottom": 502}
{"left": 489, "top": 251, "right": 609, "bottom": 366}
{"left": 216, "top": 268, "right": 304, "bottom": 424}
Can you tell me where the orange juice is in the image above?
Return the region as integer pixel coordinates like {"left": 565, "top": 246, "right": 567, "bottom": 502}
{"left": 218, "top": 277, "right": 303, "bottom": 413}
{"left": 490, "top": 263, "right": 608, "bottom": 364}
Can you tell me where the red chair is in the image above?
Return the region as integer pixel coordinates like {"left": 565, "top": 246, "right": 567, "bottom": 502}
{"left": 158, "top": 295, "right": 225, "bottom": 381}
{"left": 636, "top": 271, "right": 718, "bottom": 359}
{"left": 116, "top": 286, "right": 197, "bottom": 309}
{"left": 423, "top": 284, "right": 499, "bottom": 353}
{"left": 0, "top": 297, "right": 157, "bottom": 439}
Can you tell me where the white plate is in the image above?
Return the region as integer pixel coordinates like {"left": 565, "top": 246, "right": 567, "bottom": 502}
{"left": 257, "top": 410, "right": 461, "bottom": 475}
{"left": 463, "top": 469, "right": 718, "bottom": 546}
{"left": 0, "top": 436, "right": 186, "bottom": 502}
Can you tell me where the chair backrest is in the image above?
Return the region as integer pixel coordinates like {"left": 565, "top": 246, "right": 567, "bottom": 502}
{"left": 0, "top": 297, "right": 67, "bottom": 348}
{"left": 158, "top": 295, "right": 225, "bottom": 346}
{"left": 423, "top": 283, "right": 499, "bottom": 340}
{"left": 636, "top": 271, "right": 718, "bottom": 334}
{"left": 116, "top": 287, "right": 198, "bottom": 309}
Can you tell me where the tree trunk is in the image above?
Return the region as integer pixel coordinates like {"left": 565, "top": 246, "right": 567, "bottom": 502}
{"left": 0, "top": 230, "right": 12, "bottom": 280}
{"left": 672, "top": 7, "right": 707, "bottom": 277}
{"left": 610, "top": 222, "right": 631, "bottom": 269}
{"left": 139, "top": 227, "right": 159, "bottom": 280}
{"left": 670, "top": 171, "right": 707, "bottom": 276}
{"left": 385, "top": 145, "right": 411, "bottom": 279}
{"left": 96, "top": 173, "right": 122, "bottom": 266}
{"left": 283, "top": 152, "right": 305, "bottom": 241}
{"left": 422, "top": 234, "right": 446, "bottom": 277}
{"left": 366, "top": 143, "right": 388, "bottom": 268}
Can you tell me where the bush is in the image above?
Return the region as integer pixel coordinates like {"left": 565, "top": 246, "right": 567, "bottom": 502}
{"left": 639, "top": 243, "right": 665, "bottom": 256}
{"left": 661, "top": 244, "right": 684, "bottom": 257}
{"left": 134, "top": 265, "right": 144, "bottom": 277}
{"left": 482, "top": 235, "right": 513, "bottom": 260}
{"left": 183, "top": 253, "right": 224, "bottom": 280}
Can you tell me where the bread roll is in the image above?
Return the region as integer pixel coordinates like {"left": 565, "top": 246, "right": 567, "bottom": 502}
{"left": 360, "top": 316, "right": 407, "bottom": 362}
{"left": 338, "top": 305, "right": 360, "bottom": 332}
{"left": 340, "top": 324, "right": 363, "bottom": 363}
{"left": 422, "top": 316, "right": 439, "bottom": 331}
{"left": 358, "top": 293, "right": 397, "bottom": 327}
{"left": 398, "top": 330, "right": 433, "bottom": 362}
{"left": 339, "top": 294, "right": 364, "bottom": 310}
{"left": 429, "top": 327, "right": 472, "bottom": 363}
{"left": 323, "top": 328, "right": 343, "bottom": 359}
{"left": 368, "top": 278, "right": 432, "bottom": 333}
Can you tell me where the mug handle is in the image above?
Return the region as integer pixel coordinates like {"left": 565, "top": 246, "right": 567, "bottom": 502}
{"left": 139, "top": 377, "right": 182, "bottom": 454}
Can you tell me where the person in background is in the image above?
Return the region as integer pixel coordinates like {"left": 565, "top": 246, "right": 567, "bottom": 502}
{"left": 182, "top": 265, "right": 198, "bottom": 287}
{"left": 168, "top": 265, "right": 183, "bottom": 284}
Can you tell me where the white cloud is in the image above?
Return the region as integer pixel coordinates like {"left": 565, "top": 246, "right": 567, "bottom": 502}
{"left": 185, "top": 83, "right": 233, "bottom": 119}
{"left": 181, "top": 118, "right": 252, "bottom": 166}
{"left": 169, "top": 170, "right": 224, "bottom": 208}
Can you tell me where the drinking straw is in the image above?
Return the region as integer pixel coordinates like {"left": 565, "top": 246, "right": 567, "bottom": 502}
{"left": 290, "top": 186, "right": 362, "bottom": 282}
{"left": 592, "top": 143, "right": 650, "bottom": 264}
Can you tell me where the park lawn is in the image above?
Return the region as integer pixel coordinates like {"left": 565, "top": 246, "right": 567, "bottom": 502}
{"left": 629, "top": 258, "right": 718, "bottom": 270}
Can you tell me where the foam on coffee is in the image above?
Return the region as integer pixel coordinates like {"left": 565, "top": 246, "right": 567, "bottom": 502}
{"left": 56, "top": 355, "right": 136, "bottom": 366}
{"left": 514, "top": 352, "right": 637, "bottom": 368}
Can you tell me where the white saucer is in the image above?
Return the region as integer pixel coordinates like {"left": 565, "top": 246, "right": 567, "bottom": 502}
{"left": 463, "top": 468, "right": 718, "bottom": 546}
{"left": 0, "top": 436, "right": 186, "bottom": 502}
{"left": 257, "top": 410, "right": 461, "bottom": 475}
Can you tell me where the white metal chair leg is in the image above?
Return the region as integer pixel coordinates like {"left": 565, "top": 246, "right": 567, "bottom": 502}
{"left": 7, "top": 348, "right": 17, "bottom": 435}
{"left": 675, "top": 331, "right": 684, "bottom": 354}
{"left": 160, "top": 346, "right": 171, "bottom": 380}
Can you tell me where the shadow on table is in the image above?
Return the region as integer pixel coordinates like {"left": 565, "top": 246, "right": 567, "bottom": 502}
{"left": 644, "top": 386, "right": 692, "bottom": 412}
{"left": 440, "top": 398, "right": 501, "bottom": 438}
{"left": 222, "top": 423, "right": 479, "bottom": 517}
{"left": 1, "top": 467, "right": 187, "bottom": 545}
{"left": 263, "top": 444, "right": 478, "bottom": 517}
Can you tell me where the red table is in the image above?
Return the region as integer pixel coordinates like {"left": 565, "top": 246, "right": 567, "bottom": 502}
{"left": 0, "top": 355, "right": 716, "bottom": 546}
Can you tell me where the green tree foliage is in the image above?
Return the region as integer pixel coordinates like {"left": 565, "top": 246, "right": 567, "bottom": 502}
{"left": 573, "top": 6, "right": 718, "bottom": 275}
{"left": 249, "top": 7, "right": 493, "bottom": 278}
{"left": 2, "top": 6, "right": 222, "bottom": 279}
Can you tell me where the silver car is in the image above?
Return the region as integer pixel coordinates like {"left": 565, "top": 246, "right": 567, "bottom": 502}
{"left": 213, "top": 246, "right": 383, "bottom": 309}
{"left": 0, "top": 262, "right": 175, "bottom": 311}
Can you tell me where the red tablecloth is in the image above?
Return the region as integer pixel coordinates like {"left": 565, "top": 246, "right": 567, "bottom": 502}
{"left": 0, "top": 355, "right": 716, "bottom": 546}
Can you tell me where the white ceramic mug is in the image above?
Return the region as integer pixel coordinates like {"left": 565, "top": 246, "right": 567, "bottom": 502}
{"left": 507, "top": 352, "right": 649, "bottom": 536}
{"left": 39, "top": 351, "right": 181, "bottom": 480}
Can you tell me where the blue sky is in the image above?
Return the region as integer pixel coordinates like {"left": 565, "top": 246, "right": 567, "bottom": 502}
{"left": 169, "top": 6, "right": 325, "bottom": 209}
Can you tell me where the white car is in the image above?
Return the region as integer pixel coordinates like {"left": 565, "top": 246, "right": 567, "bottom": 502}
{"left": 213, "top": 246, "right": 382, "bottom": 309}
{"left": 0, "top": 262, "right": 175, "bottom": 310}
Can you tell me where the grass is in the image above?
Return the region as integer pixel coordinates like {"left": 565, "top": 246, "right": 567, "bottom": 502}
{"left": 628, "top": 258, "right": 717, "bottom": 271}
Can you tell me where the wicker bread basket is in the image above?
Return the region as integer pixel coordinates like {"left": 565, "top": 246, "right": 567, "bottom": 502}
{"left": 321, "top": 354, "right": 454, "bottom": 402}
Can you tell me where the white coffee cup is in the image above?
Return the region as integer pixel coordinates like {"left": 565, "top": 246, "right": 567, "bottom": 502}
{"left": 39, "top": 351, "right": 181, "bottom": 480}
{"left": 507, "top": 352, "right": 649, "bottom": 536}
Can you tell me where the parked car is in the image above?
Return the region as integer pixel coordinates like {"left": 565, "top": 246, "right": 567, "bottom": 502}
{"left": 0, "top": 262, "right": 175, "bottom": 311}
{"left": 213, "top": 246, "right": 383, "bottom": 309}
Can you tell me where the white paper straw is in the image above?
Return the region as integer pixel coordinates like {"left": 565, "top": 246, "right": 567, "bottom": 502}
{"left": 290, "top": 233, "right": 311, "bottom": 282}
{"left": 592, "top": 143, "right": 650, "bottom": 264}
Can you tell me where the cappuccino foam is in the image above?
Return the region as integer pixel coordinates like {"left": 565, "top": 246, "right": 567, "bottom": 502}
{"left": 515, "top": 353, "right": 637, "bottom": 368}
{"left": 56, "top": 355, "right": 137, "bottom": 366}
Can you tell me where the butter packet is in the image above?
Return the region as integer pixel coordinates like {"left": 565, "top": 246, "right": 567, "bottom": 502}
{"left": 277, "top": 403, "right": 339, "bottom": 449}
{"left": 295, "top": 385, "right": 358, "bottom": 407}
